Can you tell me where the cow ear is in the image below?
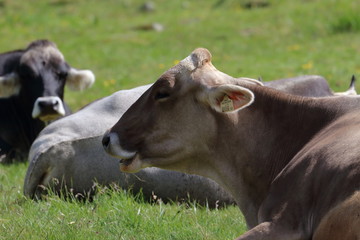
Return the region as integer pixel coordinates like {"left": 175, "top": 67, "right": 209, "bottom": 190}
{"left": 66, "top": 68, "right": 95, "bottom": 91}
{"left": 0, "top": 73, "right": 20, "bottom": 98}
{"left": 203, "top": 84, "right": 254, "bottom": 113}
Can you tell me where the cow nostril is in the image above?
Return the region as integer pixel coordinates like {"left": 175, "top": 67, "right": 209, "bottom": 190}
{"left": 102, "top": 134, "right": 111, "bottom": 149}
{"left": 38, "top": 101, "right": 47, "bottom": 108}
{"left": 38, "top": 100, "right": 56, "bottom": 108}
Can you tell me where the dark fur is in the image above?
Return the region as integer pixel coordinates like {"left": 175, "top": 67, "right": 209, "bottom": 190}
{"left": 0, "top": 40, "right": 71, "bottom": 163}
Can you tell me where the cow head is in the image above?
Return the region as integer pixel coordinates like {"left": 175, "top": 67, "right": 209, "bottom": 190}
{"left": 102, "top": 48, "right": 261, "bottom": 174}
{"left": 0, "top": 40, "right": 95, "bottom": 121}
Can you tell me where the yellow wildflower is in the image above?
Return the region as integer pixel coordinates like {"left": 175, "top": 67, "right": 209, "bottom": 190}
{"left": 302, "top": 61, "right": 313, "bottom": 70}
{"left": 103, "top": 79, "right": 116, "bottom": 87}
{"left": 287, "top": 44, "right": 301, "bottom": 51}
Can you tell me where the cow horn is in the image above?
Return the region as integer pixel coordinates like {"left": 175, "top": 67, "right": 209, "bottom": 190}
{"left": 180, "top": 48, "right": 212, "bottom": 72}
{"left": 0, "top": 72, "right": 20, "bottom": 98}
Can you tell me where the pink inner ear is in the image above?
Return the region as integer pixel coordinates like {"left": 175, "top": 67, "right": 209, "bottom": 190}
{"left": 217, "top": 92, "right": 245, "bottom": 104}
{"left": 228, "top": 92, "right": 245, "bottom": 101}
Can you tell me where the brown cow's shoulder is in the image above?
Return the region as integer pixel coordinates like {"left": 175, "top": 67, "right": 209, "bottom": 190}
{"left": 256, "top": 109, "right": 360, "bottom": 236}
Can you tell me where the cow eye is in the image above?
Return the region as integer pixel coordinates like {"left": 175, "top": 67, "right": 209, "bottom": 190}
{"left": 154, "top": 91, "right": 170, "bottom": 101}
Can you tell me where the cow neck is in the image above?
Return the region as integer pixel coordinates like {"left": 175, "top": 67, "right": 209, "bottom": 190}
{"left": 11, "top": 95, "right": 44, "bottom": 150}
{"left": 210, "top": 84, "right": 359, "bottom": 228}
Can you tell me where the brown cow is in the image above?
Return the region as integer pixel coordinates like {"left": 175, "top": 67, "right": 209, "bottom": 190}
{"left": 103, "top": 48, "right": 360, "bottom": 240}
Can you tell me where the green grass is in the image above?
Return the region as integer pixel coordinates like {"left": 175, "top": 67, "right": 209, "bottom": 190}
{"left": 1, "top": 0, "right": 360, "bottom": 109}
{"left": 0, "top": 164, "right": 245, "bottom": 240}
{"left": 1, "top": 0, "right": 360, "bottom": 239}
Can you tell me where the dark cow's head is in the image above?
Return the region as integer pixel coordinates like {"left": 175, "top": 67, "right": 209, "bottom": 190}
{"left": 0, "top": 40, "right": 95, "bottom": 121}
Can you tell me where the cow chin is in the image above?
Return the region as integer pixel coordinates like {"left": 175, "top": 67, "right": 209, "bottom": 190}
{"left": 119, "top": 154, "right": 147, "bottom": 173}
{"left": 37, "top": 113, "right": 63, "bottom": 122}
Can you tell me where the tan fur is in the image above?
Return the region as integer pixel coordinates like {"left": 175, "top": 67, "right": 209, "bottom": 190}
{"left": 313, "top": 191, "right": 360, "bottom": 240}
{"left": 105, "top": 48, "right": 360, "bottom": 239}
{"left": 20, "top": 45, "right": 64, "bottom": 65}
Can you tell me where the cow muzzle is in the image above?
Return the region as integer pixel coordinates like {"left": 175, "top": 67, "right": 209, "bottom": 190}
{"left": 103, "top": 130, "right": 144, "bottom": 173}
{"left": 102, "top": 130, "right": 137, "bottom": 159}
{"left": 32, "top": 96, "right": 66, "bottom": 122}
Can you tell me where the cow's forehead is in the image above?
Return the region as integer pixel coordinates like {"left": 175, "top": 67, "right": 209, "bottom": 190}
{"left": 160, "top": 48, "right": 236, "bottom": 86}
{"left": 20, "top": 45, "right": 65, "bottom": 65}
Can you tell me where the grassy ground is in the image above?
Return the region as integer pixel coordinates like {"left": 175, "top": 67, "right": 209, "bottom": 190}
{"left": 0, "top": 163, "right": 245, "bottom": 240}
{"left": 1, "top": 0, "right": 360, "bottom": 109}
{"left": 1, "top": 0, "right": 360, "bottom": 239}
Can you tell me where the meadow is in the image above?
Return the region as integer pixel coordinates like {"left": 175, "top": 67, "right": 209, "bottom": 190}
{"left": 1, "top": 0, "right": 360, "bottom": 239}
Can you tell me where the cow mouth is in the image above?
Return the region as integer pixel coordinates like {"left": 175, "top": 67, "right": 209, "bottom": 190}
{"left": 119, "top": 157, "right": 134, "bottom": 166}
{"left": 37, "top": 113, "right": 63, "bottom": 122}
{"left": 118, "top": 153, "right": 148, "bottom": 173}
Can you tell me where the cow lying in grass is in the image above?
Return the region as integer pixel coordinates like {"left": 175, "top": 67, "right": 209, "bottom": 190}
{"left": 0, "top": 40, "right": 95, "bottom": 163}
{"left": 103, "top": 48, "right": 360, "bottom": 239}
{"left": 24, "top": 67, "right": 355, "bottom": 208}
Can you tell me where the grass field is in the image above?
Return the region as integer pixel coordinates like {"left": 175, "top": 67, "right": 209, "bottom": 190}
{"left": 1, "top": 0, "right": 360, "bottom": 239}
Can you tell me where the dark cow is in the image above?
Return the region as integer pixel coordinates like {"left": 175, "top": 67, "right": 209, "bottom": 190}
{"left": 0, "top": 40, "right": 95, "bottom": 163}
{"left": 103, "top": 48, "right": 360, "bottom": 239}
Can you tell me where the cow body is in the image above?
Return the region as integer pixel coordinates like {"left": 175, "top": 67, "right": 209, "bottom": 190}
{"left": 264, "top": 75, "right": 332, "bottom": 96}
{"left": 0, "top": 40, "right": 95, "bottom": 163}
{"left": 104, "top": 48, "right": 360, "bottom": 239}
{"left": 23, "top": 74, "right": 346, "bottom": 206}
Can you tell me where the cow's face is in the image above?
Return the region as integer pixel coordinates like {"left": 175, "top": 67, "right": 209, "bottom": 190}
{"left": 103, "top": 48, "right": 259, "bottom": 174}
{"left": 0, "top": 40, "right": 95, "bottom": 121}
